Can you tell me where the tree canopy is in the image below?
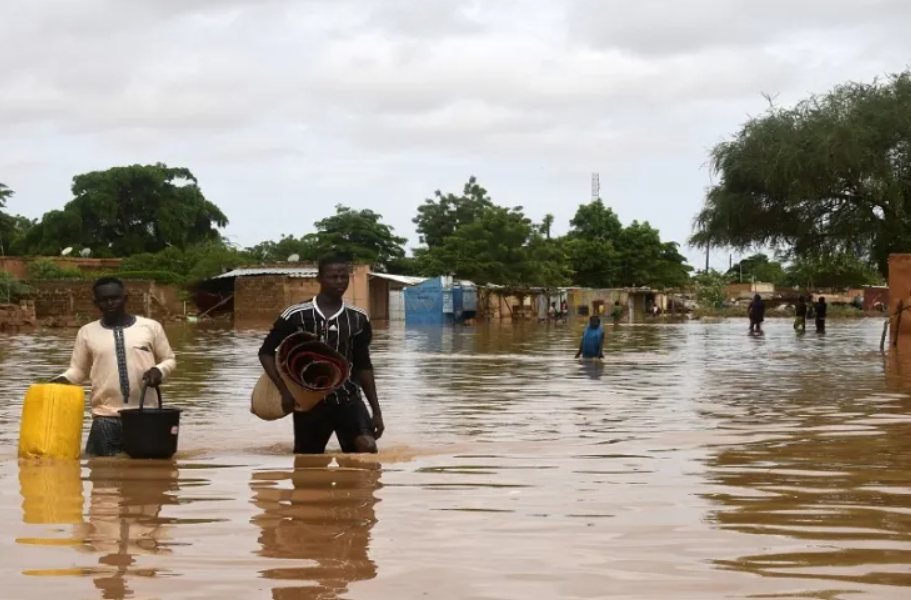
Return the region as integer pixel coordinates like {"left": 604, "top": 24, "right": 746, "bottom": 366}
{"left": 23, "top": 164, "right": 228, "bottom": 256}
{"left": 691, "top": 69, "right": 911, "bottom": 277}
{"left": 726, "top": 253, "right": 786, "bottom": 285}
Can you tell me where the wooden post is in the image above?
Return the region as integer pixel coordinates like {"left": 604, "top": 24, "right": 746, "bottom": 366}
{"left": 881, "top": 319, "right": 889, "bottom": 352}
{"left": 893, "top": 299, "right": 904, "bottom": 348}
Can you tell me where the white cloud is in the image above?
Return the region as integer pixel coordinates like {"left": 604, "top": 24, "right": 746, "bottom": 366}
{"left": 0, "top": 0, "right": 908, "bottom": 267}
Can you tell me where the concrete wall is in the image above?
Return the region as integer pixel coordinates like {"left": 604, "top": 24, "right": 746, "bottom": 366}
{"left": 0, "top": 256, "right": 122, "bottom": 279}
{"left": 369, "top": 278, "right": 391, "bottom": 321}
{"left": 0, "top": 301, "right": 36, "bottom": 331}
{"left": 30, "top": 280, "right": 181, "bottom": 324}
{"left": 725, "top": 282, "right": 775, "bottom": 298}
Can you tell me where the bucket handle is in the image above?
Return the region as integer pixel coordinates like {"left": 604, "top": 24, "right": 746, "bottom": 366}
{"left": 138, "top": 384, "right": 163, "bottom": 411}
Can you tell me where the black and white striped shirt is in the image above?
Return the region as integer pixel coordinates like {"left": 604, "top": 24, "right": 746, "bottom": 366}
{"left": 259, "top": 299, "right": 373, "bottom": 404}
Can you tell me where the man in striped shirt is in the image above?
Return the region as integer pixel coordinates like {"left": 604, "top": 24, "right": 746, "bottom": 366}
{"left": 258, "top": 256, "right": 384, "bottom": 454}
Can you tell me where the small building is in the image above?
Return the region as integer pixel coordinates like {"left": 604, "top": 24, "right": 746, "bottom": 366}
{"left": 201, "top": 264, "right": 372, "bottom": 323}
{"left": 404, "top": 276, "right": 478, "bottom": 325}
{"left": 368, "top": 273, "right": 426, "bottom": 322}
{"left": 725, "top": 282, "right": 775, "bottom": 300}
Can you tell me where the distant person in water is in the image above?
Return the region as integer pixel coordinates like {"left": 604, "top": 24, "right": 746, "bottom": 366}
{"left": 815, "top": 296, "right": 827, "bottom": 333}
{"left": 794, "top": 295, "right": 808, "bottom": 332}
{"left": 611, "top": 300, "right": 624, "bottom": 325}
{"left": 748, "top": 294, "right": 765, "bottom": 334}
{"left": 50, "top": 277, "right": 176, "bottom": 457}
{"left": 575, "top": 316, "right": 605, "bottom": 359}
{"left": 259, "top": 255, "right": 384, "bottom": 454}
{"left": 548, "top": 302, "right": 557, "bottom": 320}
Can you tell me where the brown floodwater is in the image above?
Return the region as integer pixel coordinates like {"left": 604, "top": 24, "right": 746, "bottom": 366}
{"left": 1, "top": 319, "right": 910, "bottom": 599}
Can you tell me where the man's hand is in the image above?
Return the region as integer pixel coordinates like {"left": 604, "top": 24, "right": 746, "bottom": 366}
{"left": 50, "top": 376, "right": 72, "bottom": 385}
{"left": 281, "top": 391, "right": 296, "bottom": 415}
{"left": 574, "top": 352, "right": 581, "bottom": 359}
{"left": 372, "top": 411, "right": 385, "bottom": 439}
{"left": 142, "top": 367, "right": 163, "bottom": 388}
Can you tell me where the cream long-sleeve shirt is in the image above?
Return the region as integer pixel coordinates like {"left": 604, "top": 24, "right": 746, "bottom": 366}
{"left": 60, "top": 316, "right": 177, "bottom": 417}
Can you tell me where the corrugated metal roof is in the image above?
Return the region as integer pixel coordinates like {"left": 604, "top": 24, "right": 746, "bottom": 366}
{"left": 212, "top": 267, "right": 318, "bottom": 280}
{"left": 369, "top": 273, "right": 427, "bottom": 286}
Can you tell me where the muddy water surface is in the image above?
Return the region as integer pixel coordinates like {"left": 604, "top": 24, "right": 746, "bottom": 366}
{"left": 1, "top": 320, "right": 910, "bottom": 599}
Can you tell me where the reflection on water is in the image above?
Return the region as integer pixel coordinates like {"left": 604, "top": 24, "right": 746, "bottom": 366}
{"left": 251, "top": 456, "right": 380, "bottom": 599}
{"left": 1, "top": 319, "right": 910, "bottom": 599}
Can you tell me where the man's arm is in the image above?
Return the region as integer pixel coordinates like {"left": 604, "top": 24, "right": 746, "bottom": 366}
{"left": 52, "top": 328, "right": 91, "bottom": 384}
{"left": 597, "top": 332, "right": 605, "bottom": 358}
{"left": 351, "top": 319, "right": 384, "bottom": 439}
{"left": 575, "top": 335, "right": 583, "bottom": 358}
{"left": 145, "top": 322, "right": 177, "bottom": 386}
{"left": 258, "top": 317, "right": 298, "bottom": 413}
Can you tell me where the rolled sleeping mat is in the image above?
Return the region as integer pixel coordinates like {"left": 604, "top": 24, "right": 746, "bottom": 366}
{"left": 251, "top": 332, "right": 351, "bottom": 420}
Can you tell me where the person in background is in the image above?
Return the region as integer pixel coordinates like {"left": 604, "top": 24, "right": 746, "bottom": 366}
{"left": 259, "top": 255, "right": 384, "bottom": 455}
{"left": 575, "top": 315, "right": 605, "bottom": 359}
{"left": 51, "top": 277, "right": 176, "bottom": 457}
{"left": 815, "top": 296, "right": 827, "bottom": 333}
{"left": 807, "top": 295, "right": 816, "bottom": 320}
{"left": 748, "top": 293, "right": 766, "bottom": 334}
{"left": 794, "top": 295, "right": 808, "bottom": 332}
{"left": 560, "top": 300, "right": 568, "bottom": 319}
{"left": 548, "top": 302, "right": 557, "bottom": 320}
{"left": 610, "top": 300, "right": 624, "bottom": 325}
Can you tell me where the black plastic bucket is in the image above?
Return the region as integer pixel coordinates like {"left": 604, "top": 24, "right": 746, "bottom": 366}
{"left": 120, "top": 385, "right": 182, "bottom": 460}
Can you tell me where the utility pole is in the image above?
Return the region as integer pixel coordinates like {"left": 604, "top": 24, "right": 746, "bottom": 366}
{"left": 705, "top": 244, "right": 709, "bottom": 272}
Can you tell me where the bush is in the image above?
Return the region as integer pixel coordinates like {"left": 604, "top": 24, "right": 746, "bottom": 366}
{"left": 26, "top": 258, "right": 83, "bottom": 280}
{"left": 0, "top": 272, "right": 33, "bottom": 302}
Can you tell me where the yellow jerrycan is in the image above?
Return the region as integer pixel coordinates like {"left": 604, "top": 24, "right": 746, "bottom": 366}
{"left": 18, "top": 384, "right": 86, "bottom": 460}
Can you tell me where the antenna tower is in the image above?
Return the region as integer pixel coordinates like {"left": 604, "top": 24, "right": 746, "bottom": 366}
{"left": 591, "top": 173, "right": 600, "bottom": 201}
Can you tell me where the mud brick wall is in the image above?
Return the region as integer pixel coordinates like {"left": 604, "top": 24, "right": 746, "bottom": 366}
{"left": 0, "top": 301, "right": 36, "bottom": 331}
{"left": 889, "top": 254, "right": 911, "bottom": 334}
{"left": 30, "top": 280, "right": 181, "bottom": 323}
{"left": 234, "top": 276, "right": 290, "bottom": 323}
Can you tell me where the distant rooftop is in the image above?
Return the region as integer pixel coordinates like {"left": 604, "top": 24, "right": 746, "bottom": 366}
{"left": 212, "top": 267, "right": 318, "bottom": 279}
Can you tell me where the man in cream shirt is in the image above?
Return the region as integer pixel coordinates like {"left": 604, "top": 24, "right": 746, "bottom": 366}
{"left": 54, "top": 277, "right": 177, "bottom": 457}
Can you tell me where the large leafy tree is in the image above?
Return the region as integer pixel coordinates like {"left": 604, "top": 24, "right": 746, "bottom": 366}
{"left": 726, "top": 253, "right": 786, "bottom": 285}
{"left": 691, "top": 70, "right": 911, "bottom": 277}
{"left": 413, "top": 176, "right": 494, "bottom": 249}
{"left": 24, "top": 164, "right": 228, "bottom": 256}
{"left": 0, "top": 183, "right": 33, "bottom": 256}
{"left": 782, "top": 254, "right": 882, "bottom": 289}
{"left": 308, "top": 205, "right": 407, "bottom": 271}
{"left": 246, "top": 235, "right": 319, "bottom": 263}
{"left": 564, "top": 198, "right": 623, "bottom": 288}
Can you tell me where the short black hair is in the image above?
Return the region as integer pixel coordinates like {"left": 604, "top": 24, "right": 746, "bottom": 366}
{"left": 317, "top": 254, "right": 351, "bottom": 275}
{"left": 93, "top": 276, "right": 125, "bottom": 293}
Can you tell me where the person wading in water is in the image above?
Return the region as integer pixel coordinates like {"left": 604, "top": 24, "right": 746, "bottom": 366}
{"left": 748, "top": 293, "right": 766, "bottom": 335}
{"left": 794, "top": 295, "right": 808, "bottom": 332}
{"left": 258, "top": 256, "right": 384, "bottom": 454}
{"left": 51, "top": 277, "right": 177, "bottom": 457}
{"left": 575, "top": 315, "right": 605, "bottom": 359}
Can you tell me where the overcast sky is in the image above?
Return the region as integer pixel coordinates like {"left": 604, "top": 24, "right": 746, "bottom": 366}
{"left": 1, "top": 0, "right": 909, "bottom": 268}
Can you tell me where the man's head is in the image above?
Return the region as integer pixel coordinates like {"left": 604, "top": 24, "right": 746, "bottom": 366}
{"left": 819, "top": 296, "right": 826, "bottom": 303}
{"left": 93, "top": 277, "right": 127, "bottom": 319}
{"left": 754, "top": 294, "right": 761, "bottom": 302}
{"left": 317, "top": 255, "right": 351, "bottom": 300}
{"left": 798, "top": 295, "right": 804, "bottom": 302}
{"left": 589, "top": 315, "right": 601, "bottom": 328}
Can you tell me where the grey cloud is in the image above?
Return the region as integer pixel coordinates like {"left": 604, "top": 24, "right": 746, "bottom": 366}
{"left": 566, "top": 0, "right": 911, "bottom": 56}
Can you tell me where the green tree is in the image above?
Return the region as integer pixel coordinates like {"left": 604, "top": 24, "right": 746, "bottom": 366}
{"left": 693, "top": 269, "right": 730, "bottom": 308}
{"left": 119, "top": 241, "right": 250, "bottom": 285}
{"left": 782, "top": 254, "right": 881, "bottom": 289}
{"left": 245, "top": 235, "right": 318, "bottom": 263}
{"left": 617, "top": 221, "right": 692, "bottom": 288}
{"left": 726, "top": 253, "right": 786, "bottom": 285}
{"left": 23, "top": 164, "right": 228, "bottom": 256}
{"left": 0, "top": 183, "right": 33, "bottom": 256}
{"left": 564, "top": 198, "right": 623, "bottom": 288}
{"left": 26, "top": 258, "right": 82, "bottom": 280}
{"left": 413, "top": 176, "right": 494, "bottom": 249}
{"left": 691, "top": 70, "right": 911, "bottom": 277}
{"left": 307, "top": 205, "right": 406, "bottom": 270}
{"left": 422, "top": 205, "right": 540, "bottom": 286}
